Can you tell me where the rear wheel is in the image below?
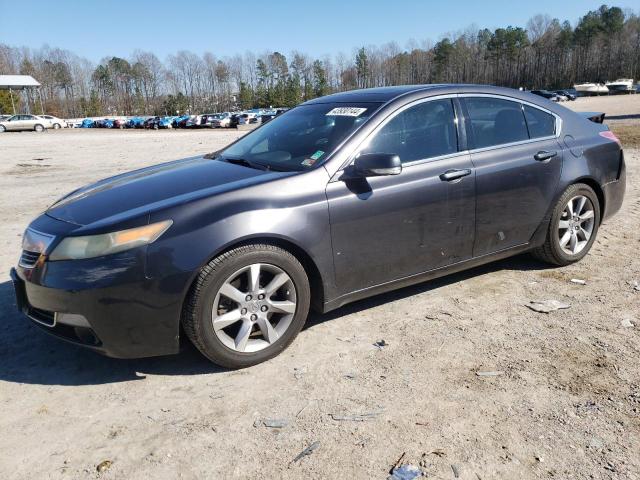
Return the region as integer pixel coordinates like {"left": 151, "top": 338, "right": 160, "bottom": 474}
{"left": 532, "top": 183, "right": 600, "bottom": 266}
{"left": 182, "top": 244, "right": 310, "bottom": 368}
{"left": 53, "top": 123, "right": 61, "bottom": 129}
{"left": 34, "top": 124, "right": 44, "bottom": 132}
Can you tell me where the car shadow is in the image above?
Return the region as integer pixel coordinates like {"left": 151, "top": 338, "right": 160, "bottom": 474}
{"left": 0, "top": 254, "right": 552, "bottom": 387}
{"left": 0, "top": 280, "right": 221, "bottom": 387}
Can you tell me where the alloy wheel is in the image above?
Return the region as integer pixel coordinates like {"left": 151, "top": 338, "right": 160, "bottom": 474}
{"left": 212, "top": 263, "right": 297, "bottom": 353}
{"left": 557, "top": 195, "right": 595, "bottom": 255}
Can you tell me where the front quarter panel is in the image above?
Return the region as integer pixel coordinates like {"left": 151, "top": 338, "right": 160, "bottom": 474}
{"left": 145, "top": 167, "right": 335, "bottom": 303}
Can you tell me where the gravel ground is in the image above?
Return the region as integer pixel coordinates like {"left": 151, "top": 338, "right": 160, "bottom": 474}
{"left": 0, "top": 98, "right": 638, "bottom": 480}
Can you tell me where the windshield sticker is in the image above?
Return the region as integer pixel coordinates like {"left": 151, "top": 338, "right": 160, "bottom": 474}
{"left": 301, "top": 158, "right": 317, "bottom": 167}
{"left": 326, "top": 107, "right": 367, "bottom": 117}
{"left": 310, "top": 150, "right": 325, "bottom": 160}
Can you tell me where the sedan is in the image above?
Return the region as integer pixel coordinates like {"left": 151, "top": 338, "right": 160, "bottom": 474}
{"left": 530, "top": 89, "right": 561, "bottom": 102}
{"left": 40, "top": 115, "right": 68, "bottom": 129}
{"left": 12, "top": 85, "right": 625, "bottom": 368}
{"left": 207, "top": 113, "right": 232, "bottom": 128}
{"left": 0, "top": 114, "right": 48, "bottom": 132}
{"left": 554, "top": 90, "right": 577, "bottom": 101}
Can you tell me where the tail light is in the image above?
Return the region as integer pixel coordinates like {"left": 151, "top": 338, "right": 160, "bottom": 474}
{"left": 599, "top": 131, "right": 621, "bottom": 145}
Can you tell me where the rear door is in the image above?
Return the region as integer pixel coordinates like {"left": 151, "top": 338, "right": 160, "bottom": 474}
{"left": 24, "top": 115, "right": 38, "bottom": 130}
{"left": 327, "top": 97, "right": 476, "bottom": 294}
{"left": 461, "top": 96, "right": 562, "bottom": 257}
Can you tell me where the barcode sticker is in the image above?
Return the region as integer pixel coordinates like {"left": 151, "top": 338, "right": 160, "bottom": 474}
{"left": 326, "top": 107, "right": 367, "bottom": 117}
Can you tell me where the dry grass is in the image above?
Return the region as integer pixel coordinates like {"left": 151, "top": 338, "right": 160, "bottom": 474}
{"left": 610, "top": 124, "right": 640, "bottom": 148}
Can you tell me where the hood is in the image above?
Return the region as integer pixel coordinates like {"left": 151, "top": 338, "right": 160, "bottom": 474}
{"left": 46, "top": 156, "right": 286, "bottom": 226}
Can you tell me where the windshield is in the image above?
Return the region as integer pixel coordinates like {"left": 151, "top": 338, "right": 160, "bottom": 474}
{"left": 220, "top": 102, "right": 382, "bottom": 171}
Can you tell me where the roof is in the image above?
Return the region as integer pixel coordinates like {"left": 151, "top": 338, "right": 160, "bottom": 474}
{"left": 0, "top": 75, "right": 41, "bottom": 89}
{"left": 302, "top": 84, "right": 518, "bottom": 105}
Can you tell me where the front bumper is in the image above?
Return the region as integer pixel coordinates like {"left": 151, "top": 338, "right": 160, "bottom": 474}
{"left": 10, "top": 247, "right": 190, "bottom": 359}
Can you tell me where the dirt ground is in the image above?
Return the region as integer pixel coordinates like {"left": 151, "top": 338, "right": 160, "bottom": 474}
{"left": 0, "top": 97, "right": 638, "bottom": 480}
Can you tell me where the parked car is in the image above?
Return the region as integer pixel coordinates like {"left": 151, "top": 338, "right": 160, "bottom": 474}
{"left": 230, "top": 112, "right": 258, "bottom": 128}
{"left": 40, "top": 115, "right": 68, "bottom": 129}
{"left": 172, "top": 115, "right": 190, "bottom": 128}
{"left": 185, "top": 114, "right": 206, "bottom": 128}
{"left": 126, "top": 117, "right": 146, "bottom": 129}
{"left": 112, "top": 119, "right": 127, "bottom": 129}
{"left": 553, "top": 90, "right": 577, "bottom": 101}
{"left": 260, "top": 108, "right": 288, "bottom": 124}
{"left": 11, "top": 85, "right": 625, "bottom": 368}
{"left": 530, "top": 90, "right": 561, "bottom": 102}
{"left": 80, "top": 118, "right": 95, "bottom": 128}
{"left": 229, "top": 113, "right": 241, "bottom": 128}
{"left": 143, "top": 117, "right": 158, "bottom": 129}
{"left": 175, "top": 115, "right": 194, "bottom": 128}
{"left": 0, "top": 114, "right": 47, "bottom": 132}
{"left": 204, "top": 113, "right": 232, "bottom": 128}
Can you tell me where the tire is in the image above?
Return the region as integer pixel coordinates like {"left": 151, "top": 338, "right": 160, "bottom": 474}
{"left": 182, "top": 244, "right": 311, "bottom": 368}
{"left": 0, "top": 125, "right": 5, "bottom": 133}
{"left": 34, "top": 124, "right": 44, "bottom": 132}
{"left": 53, "top": 123, "right": 61, "bottom": 129}
{"left": 532, "top": 183, "right": 601, "bottom": 266}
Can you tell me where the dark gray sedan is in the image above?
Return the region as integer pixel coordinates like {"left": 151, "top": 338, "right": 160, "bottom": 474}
{"left": 12, "top": 85, "right": 625, "bottom": 368}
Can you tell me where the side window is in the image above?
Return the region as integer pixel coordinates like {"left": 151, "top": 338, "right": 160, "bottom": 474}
{"left": 524, "top": 105, "right": 556, "bottom": 139}
{"left": 465, "top": 97, "right": 528, "bottom": 149}
{"left": 362, "top": 99, "right": 458, "bottom": 164}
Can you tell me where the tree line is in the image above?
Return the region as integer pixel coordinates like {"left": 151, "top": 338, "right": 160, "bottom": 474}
{"left": 0, "top": 4, "right": 638, "bottom": 117}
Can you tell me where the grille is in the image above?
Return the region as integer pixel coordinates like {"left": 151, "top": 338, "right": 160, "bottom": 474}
{"left": 27, "top": 307, "right": 56, "bottom": 327}
{"left": 19, "top": 250, "right": 41, "bottom": 268}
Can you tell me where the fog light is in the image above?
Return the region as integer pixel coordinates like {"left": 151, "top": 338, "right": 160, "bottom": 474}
{"left": 55, "top": 313, "right": 90, "bottom": 328}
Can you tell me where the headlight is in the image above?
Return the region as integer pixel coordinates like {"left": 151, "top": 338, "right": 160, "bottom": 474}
{"left": 49, "top": 220, "right": 173, "bottom": 261}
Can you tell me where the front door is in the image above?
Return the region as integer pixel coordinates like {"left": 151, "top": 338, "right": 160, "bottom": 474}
{"left": 6, "top": 115, "right": 23, "bottom": 131}
{"left": 327, "top": 97, "right": 476, "bottom": 295}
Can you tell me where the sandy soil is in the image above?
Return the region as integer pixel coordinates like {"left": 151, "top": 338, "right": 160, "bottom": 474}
{"left": 0, "top": 102, "right": 639, "bottom": 480}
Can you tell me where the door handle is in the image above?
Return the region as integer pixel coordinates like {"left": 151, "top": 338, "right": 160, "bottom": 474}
{"left": 534, "top": 150, "right": 557, "bottom": 162}
{"left": 439, "top": 168, "right": 472, "bottom": 182}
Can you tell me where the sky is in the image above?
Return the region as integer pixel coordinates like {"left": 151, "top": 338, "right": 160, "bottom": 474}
{"left": 1, "top": 0, "right": 638, "bottom": 62}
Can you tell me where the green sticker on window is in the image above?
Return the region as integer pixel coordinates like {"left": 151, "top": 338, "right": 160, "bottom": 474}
{"left": 310, "top": 150, "right": 325, "bottom": 160}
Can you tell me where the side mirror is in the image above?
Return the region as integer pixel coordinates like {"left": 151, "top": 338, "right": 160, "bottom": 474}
{"left": 353, "top": 153, "right": 402, "bottom": 177}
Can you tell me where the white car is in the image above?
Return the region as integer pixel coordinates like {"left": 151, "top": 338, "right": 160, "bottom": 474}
{"left": 39, "top": 115, "right": 68, "bottom": 129}
{"left": 209, "top": 112, "right": 232, "bottom": 128}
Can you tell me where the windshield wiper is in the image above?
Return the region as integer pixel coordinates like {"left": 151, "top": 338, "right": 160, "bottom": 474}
{"left": 219, "top": 157, "right": 269, "bottom": 171}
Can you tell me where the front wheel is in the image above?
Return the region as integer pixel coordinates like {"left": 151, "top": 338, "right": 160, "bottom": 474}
{"left": 53, "top": 123, "right": 61, "bottom": 129}
{"left": 34, "top": 124, "right": 44, "bottom": 132}
{"left": 0, "top": 125, "right": 6, "bottom": 133}
{"left": 182, "top": 244, "right": 311, "bottom": 368}
{"left": 532, "top": 183, "right": 600, "bottom": 266}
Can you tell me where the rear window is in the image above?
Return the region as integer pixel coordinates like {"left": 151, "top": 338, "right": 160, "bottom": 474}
{"left": 524, "top": 105, "right": 556, "bottom": 139}
{"left": 464, "top": 97, "right": 529, "bottom": 149}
